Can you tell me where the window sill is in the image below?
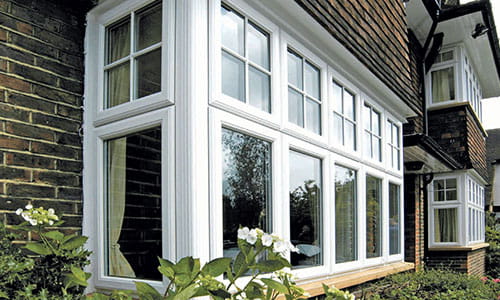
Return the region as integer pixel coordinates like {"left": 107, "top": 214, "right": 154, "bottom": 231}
{"left": 428, "top": 242, "right": 489, "bottom": 252}
{"left": 294, "top": 262, "right": 414, "bottom": 297}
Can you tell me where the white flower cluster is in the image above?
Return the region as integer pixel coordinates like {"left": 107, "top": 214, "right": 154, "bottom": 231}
{"left": 237, "top": 227, "right": 299, "bottom": 255}
{"left": 15, "top": 204, "right": 59, "bottom": 226}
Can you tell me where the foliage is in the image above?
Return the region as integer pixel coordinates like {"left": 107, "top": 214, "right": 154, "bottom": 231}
{"left": 87, "top": 227, "right": 353, "bottom": 300}
{"left": 322, "top": 284, "right": 355, "bottom": 300}
{"left": 0, "top": 205, "right": 91, "bottom": 300}
{"left": 360, "top": 269, "right": 500, "bottom": 300}
{"left": 486, "top": 212, "right": 500, "bottom": 278}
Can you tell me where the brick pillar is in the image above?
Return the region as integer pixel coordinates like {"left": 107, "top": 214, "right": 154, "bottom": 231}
{"left": 404, "top": 174, "right": 425, "bottom": 269}
{"left": 0, "top": 0, "right": 92, "bottom": 237}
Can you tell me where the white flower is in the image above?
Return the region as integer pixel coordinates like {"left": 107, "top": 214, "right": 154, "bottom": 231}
{"left": 48, "top": 220, "right": 54, "bottom": 225}
{"left": 273, "top": 240, "right": 288, "bottom": 254}
{"left": 237, "top": 227, "right": 250, "bottom": 240}
{"left": 48, "top": 208, "right": 55, "bottom": 215}
{"left": 21, "top": 212, "right": 29, "bottom": 220}
{"left": 288, "top": 241, "right": 299, "bottom": 253}
{"left": 29, "top": 219, "right": 38, "bottom": 226}
{"left": 15, "top": 208, "right": 23, "bottom": 215}
{"left": 246, "top": 229, "right": 258, "bottom": 245}
{"left": 25, "top": 204, "right": 33, "bottom": 210}
{"left": 262, "top": 233, "right": 273, "bottom": 247}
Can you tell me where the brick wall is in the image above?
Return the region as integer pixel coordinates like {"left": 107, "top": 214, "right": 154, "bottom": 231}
{"left": 428, "top": 104, "right": 488, "bottom": 180}
{"left": 0, "top": 0, "right": 92, "bottom": 235}
{"left": 295, "top": 0, "right": 421, "bottom": 117}
{"left": 404, "top": 31, "right": 425, "bottom": 135}
{"left": 426, "top": 248, "right": 486, "bottom": 275}
{"left": 404, "top": 174, "right": 425, "bottom": 268}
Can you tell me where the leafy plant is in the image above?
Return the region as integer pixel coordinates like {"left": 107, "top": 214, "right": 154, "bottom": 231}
{"left": 486, "top": 212, "right": 500, "bottom": 278}
{"left": 0, "top": 205, "right": 92, "bottom": 299}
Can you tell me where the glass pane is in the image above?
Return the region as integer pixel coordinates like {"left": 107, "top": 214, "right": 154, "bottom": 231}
{"left": 446, "top": 178, "right": 457, "bottom": 189}
{"left": 373, "top": 137, "right": 381, "bottom": 161}
{"left": 305, "top": 62, "right": 320, "bottom": 99}
{"left": 335, "top": 166, "right": 357, "bottom": 263}
{"left": 372, "top": 110, "right": 380, "bottom": 135}
{"left": 441, "top": 50, "right": 453, "bottom": 62}
{"left": 363, "top": 105, "right": 371, "bottom": 130}
{"left": 434, "top": 180, "right": 444, "bottom": 191}
{"left": 363, "top": 132, "right": 371, "bottom": 158}
{"left": 345, "top": 120, "right": 356, "bottom": 151}
{"left": 222, "top": 51, "right": 245, "bottom": 102}
{"left": 289, "top": 150, "right": 322, "bottom": 268}
{"left": 136, "top": 2, "right": 162, "bottom": 51}
{"left": 366, "top": 175, "right": 382, "bottom": 258}
{"left": 248, "top": 66, "right": 270, "bottom": 112}
{"left": 389, "top": 183, "right": 400, "bottom": 255}
{"left": 221, "top": 5, "right": 244, "bottom": 55}
{"left": 248, "top": 22, "right": 269, "bottom": 70}
{"left": 393, "top": 124, "right": 399, "bottom": 146}
{"left": 332, "top": 81, "right": 342, "bottom": 113}
{"left": 222, "top": 128, "right": 271, "bottom": 259}
{"left": 446, "top": 190, "right": 457, "bottom": 201}
{"left": 107, "top": 62, "right": 130, "bottom": 108}
{"left": 434, "top": 190, "right": 445, "bottom": 202}
{"left": 136, "top": 48, "right": 161, "bottom": 98}
{"left": 432, "top": 67, "right": 455, "bottom": 103}
{"left": 334, "top": 114, "right": 343, "bottom": 145}
{"left": 106, "top": 127, "right": 162, "bottom": 280}
{"left": 106, "top": 18, "right": 130, "bottom": 63}
{"left": 344, "top": 90, "right": 355, "bottom": 120}
{"left": 288, "top": 50, "right": 303, "bottom": 89}
{"left": 435, "top": 208, "right": 458, "bottom": 243}
{"left": 305, "top": 98, "right": 321, "bottom": 134}
{"left": 288, "top": 88, "right": 304, "bottom": 127}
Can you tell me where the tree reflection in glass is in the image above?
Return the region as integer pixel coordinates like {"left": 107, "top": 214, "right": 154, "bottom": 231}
{"left": 289, "top": 150, "right": 322, "bottom": 268}
{"left": 335, "top": 166, "right": 357, "bottom": 263}
{"left": 222, "top": 128, "right": 271, "bottom": 259}
{"left": 366, "top": 175, "right": 382, "bottom": 258}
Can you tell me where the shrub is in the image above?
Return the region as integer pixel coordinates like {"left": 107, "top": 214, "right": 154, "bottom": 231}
{"left": 361, "top": 269, "right": 500, "bottom": 300}
{"left": 0, "top": 205, "right": 91, "bottom": 300}
{"left": 486, "top": 212, "right": 500, "bottom": 278}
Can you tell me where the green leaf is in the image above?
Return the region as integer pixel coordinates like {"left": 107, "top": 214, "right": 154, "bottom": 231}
{"left": 202, "top": 257, "right": 232, "bottom": 277}
{"left": 0, "top": 290, "right": 9, "bottom": 299}
{"left": 71, "top": 265, "right": 89, "bottom": 282}
{"left": 208, "top": 289, "right": 232, "bottom": 300}
{"left": 158, "top": 265, "right": 175, "bottom": 278}
{"left": 61, "top": 235, "right": 88, "bottom": 250}
{"left": 233, "top": 252, "right": 249, "bottom": 277}
{"left": 261, "top": 278, "right": 288, "bottom": 294}
{"left": 44, "top": 230, "right": 64, "bottom": 241}
{"left": 245, "top": 281, "right": 265, "bottom": 299}
{"left": 173, "top": 257, "right": 195, "bottom": 274}
{"left": 172, "top": 284, "right": 199, "bottom": 300}
{"left": 86, "top": 293, "right": 110, "bottom": 300}
{"left": 158, "top": 257, "right": 175, "bottom": 269}
{"left": 135, "top": 282, "right": 162, "bottom": 300}
{"left": 25, "top": 242, "right": 52, "bottom": 255}
{"left": 254, "top": 260, "right": 285, "bottom": 273}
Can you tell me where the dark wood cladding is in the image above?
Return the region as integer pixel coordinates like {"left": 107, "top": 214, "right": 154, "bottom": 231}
{"left": 428, "top": 104, "right": 488, "bottom": 180}
{"left": 295, "top": 0, "right": 419, "bottom": 115}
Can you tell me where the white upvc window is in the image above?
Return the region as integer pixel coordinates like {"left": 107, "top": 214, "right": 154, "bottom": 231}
{"left": 85, "top": 0, "right": 176, "bottom": 290}
{"left": 429, "top": 172, "right": 485, "bottom": 248}
{"left": 332, "top": 80, "right": 357, "bottom": 152}
{"left": 362, "top": 103, "right": 382, "bottom": 162}
{"left": 386, "top": 119, "right": 401, "bottom": 171}
{"left": 427, "top": 45, "right": 483, "bottom": 120}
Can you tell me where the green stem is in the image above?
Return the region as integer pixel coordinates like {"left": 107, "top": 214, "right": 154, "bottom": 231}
{"left": 164, "top": 278, "right": 174, "bottom": 298}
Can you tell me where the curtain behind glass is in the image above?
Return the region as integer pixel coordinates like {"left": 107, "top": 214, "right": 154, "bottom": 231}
{"left": 107, "top": 138, "right": 135, "bottom": 277}
{"left": 435, "top": 208, "right": 457, "bottom": 243}
{"left": 335, "top": 166, "right": 356, "bottom": 263}
{"left": 432, "top": 67, "right": 455, "bottom": 103}
{"left": 106, "top": 20, "right": 130, "bottom": 108}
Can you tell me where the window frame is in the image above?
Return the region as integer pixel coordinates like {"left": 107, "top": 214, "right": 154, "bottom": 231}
{"left": 330, "top": 75, "right": 359, "bottom": 154}
{"left": 280, "top": 31, "right": 328, "bottom": 146}
{"left": 209, "top": 0, "right": 281, "bottom": 128}
{"left": 386, "top": 118, "right": 402, "bottom": 171}
{"left": 427, "top": 47, "right": 458, "bottom": 106}
{"left": 362, "top": 99, "right": 384, "bottom": 164}
{"left": 91, "top": 0, "right": 175, "bottom": 127}
{"left": 93, "top": 107, "right": 175, "bottom": 290}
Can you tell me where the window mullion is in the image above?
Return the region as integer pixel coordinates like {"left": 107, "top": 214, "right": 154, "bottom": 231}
{"left": 244, "top": 17, "right": 249, "bottom": 104}
{"left": 130, "top": 12, "right": 136, "bottom": 102}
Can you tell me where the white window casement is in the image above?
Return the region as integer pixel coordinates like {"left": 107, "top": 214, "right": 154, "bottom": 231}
{"left": 426, "top": 45, "right": 483, "bottom": 121}
{"left": 429, "top": 172, "right": 486, "bottom": 248}
{"left": 85, "top": 0, "right": 409, "bottom": 292}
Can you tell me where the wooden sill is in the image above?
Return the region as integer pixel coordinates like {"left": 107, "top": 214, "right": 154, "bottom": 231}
{"left": 428, "top": 242, "right": 489, "bottom": 252}
{"left": 294, "top": 262, "right": 415, "bottom": 297}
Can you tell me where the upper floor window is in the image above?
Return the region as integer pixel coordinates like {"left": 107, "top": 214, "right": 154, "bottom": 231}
{"left": 287, "top": 49, "right": 321, "bottom": 134}
{"left": 386, "top": 120, "right": 400, "bottom": 170}
{"left": 363, "top": 104, "right": 381, "bottom": 161}
{"left": 221, "top": 4, "right": 271, "bottom": 112}
{"left": 105, "top": 1, "right": 163, "bottom": 108}
{"left": 333, "top": 81, "right": 356, "bottom": 151}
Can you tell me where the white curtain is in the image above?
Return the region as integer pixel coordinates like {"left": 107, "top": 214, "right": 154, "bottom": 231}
{"left": 108, "top": 138, "right": 135, "bottom": 277}
{"left": 432, "top": 67, "right": 454, "bottom": 103}
{"left": 435, "top": 208, "right": 457, "bottom": 243}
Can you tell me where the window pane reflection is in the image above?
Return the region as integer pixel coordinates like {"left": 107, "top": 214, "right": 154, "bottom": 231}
{"left": 366, "top": 175, "right": 381, "bottom": 258}
{"left": 389, "top": 183, "right": 400, "bottom": 255}
{"left": 335, "top": 166, "right": 357, "bottom": 263}
{"left": 289, "top": 150, "right": 322, "bottom": 268}
{"left": 222, "top": 128, "right": 271, "bottom": 259}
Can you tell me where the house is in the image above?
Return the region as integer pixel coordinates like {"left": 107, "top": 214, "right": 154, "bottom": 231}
{"left": 0, "top": 0, "right": 498, "bottom": 296}
{"left": 487, "top": 128, "right": 500, "bottom": 215}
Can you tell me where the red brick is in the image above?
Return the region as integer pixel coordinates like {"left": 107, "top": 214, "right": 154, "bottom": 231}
{"left": 0, "top": 73, "right": 31, "bottom": 93}
{"left": 0, "top": 29, "right": 6, "bottom": 42}
{"left": 16, "top": 21, "right": 33, "bottom": 35}
{"left": 0, "top": 135, "right": 29, "bottom": 151}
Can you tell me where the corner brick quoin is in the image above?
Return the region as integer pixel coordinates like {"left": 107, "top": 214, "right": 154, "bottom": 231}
{"left": 0, "top": 0, "right": 88, "bottom": 241}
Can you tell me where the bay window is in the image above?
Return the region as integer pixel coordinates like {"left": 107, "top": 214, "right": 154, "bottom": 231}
{"left": 429, "top": 173, "right": 485, "bottom": 247}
